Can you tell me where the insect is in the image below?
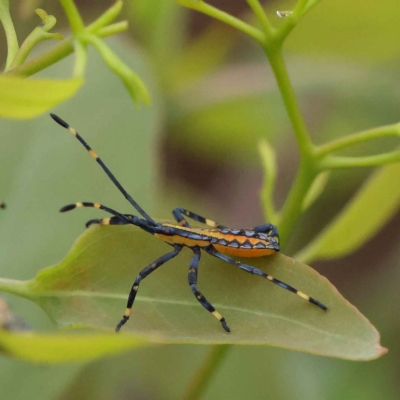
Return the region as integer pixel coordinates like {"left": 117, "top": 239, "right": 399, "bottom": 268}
{"left": 0, "top": 202, "right": 5, "bottom": 209}
{"left": 50, "top": 114, "right": 327, "bottom": 333}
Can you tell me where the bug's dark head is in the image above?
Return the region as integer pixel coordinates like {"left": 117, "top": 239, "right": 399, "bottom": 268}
{"left": 254, "top": 223, "right": 280, "bottom": 249}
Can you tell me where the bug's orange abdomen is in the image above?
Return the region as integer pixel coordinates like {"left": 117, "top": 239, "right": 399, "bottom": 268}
{"left": 212, "top": 244, "right": 276, "bottom": 257}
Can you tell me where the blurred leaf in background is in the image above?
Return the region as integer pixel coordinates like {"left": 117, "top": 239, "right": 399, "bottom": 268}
{"left": 284, "top": 0, "right": 400, "bottom": 62}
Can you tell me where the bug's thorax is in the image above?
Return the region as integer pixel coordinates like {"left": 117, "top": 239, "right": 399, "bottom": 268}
{"left": 154, "top": 223, "right": 279, "bottom": 257}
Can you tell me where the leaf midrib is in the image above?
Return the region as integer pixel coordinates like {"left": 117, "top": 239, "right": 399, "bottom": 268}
{"left": 35, "top": 288, "right": 373, "bottom": 345}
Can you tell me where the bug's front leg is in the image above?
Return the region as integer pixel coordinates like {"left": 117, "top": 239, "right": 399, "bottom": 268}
{"left": 115, "top": 244, "right": 182, "bottom": 332}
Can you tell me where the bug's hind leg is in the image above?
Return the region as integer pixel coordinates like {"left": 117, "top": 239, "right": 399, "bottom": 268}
{"left": 86, "top": 214, "right": 136, "bottom": 228}
{"left": 115, "top": 244, "right": 182, "bottom": 332}
{"left": 189, "top": 247, "right": 230, "bottom": 332}
{"left": 206, "top": 247, "right": 327, "bottom": 311}
{"left": 173, "top": 207, "right": 227, "bottom": 229}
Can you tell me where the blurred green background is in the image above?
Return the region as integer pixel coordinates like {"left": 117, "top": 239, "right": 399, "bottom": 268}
{"left": 1, "top": 0, "right": 400, "bottom": 399}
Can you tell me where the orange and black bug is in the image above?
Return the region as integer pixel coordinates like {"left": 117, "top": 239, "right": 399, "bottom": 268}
{"left": 50, "top": 114, "right": 327, "bottom": 333}
{"left": 0, "top": 202, "right": 5, "bottom": 209}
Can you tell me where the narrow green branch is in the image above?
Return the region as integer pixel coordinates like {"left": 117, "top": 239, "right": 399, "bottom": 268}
{"left": 274, "top": 16, "right": 297, "bottom": 44}
{"left": 86, "top": 0, "right": 123, "bottom": 33}
{"left": 316, "top": 123, "right": 400, "bottom": 157}
{"left": 6, "top": 38, "right": 73, "bottom": 77}
{"left": 60, "top": 0, "right": 84, "bottom": 33}
{"left": 302, "top": 0, "right": 323, "bottom": 15}
{"left": 9, "top": 10, "right": 62, "bottom": 70}
{"left": 246, "top": 0, "right": 275, "bottom": 37}
{"left": 6, "top": 22, "right": 128, "bottom": 78}
{"left": 320, "top": 151, "right": 400, "bottom": 169}
{"left": 295, "top": 0, "right": 309, "bottom": 13}
{"left": 265, "top": 47, "right": 314, "bottom": 158}
{"left": 276, "top": 163, "right": 317, "bottom": 248}
{"left": 183, "top": 345, "right": 231, "bottom": 400}
{"left": 275, "top": 0, "right": 323, "bottom": 43}
{"left": 0, "top": 0, "right": 19, "bottom": 71}
{"left": 0, "top": 278, "right": 33, "bottom": 300}
{"left": 72, "top": 39, "right": 87, "bottom": 78}
{"left": 274, "top": 0, "right": 307, "bottom": 43}
{"left": 302, "top": 171, "right": 330, "bottom": 211}
{"left": 176, "top": 1, "right": 265, "bottom": 43}
{"left": 259, "top": 139, "right": 278, "bottom": 223}
{"left": 94, "top": 21, "right": 128, "bottom": 39}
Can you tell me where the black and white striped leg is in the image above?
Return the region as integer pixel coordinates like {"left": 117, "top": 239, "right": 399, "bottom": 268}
{"left": 115, "top": 244, "right": 182, "bottom": 332}
{"left": 60, "top": 202, "right": 131, "bottom": 222}
{"left": 60, "top": 202, "right": 155, "bottom": 235}
{"left": 85, "top": 214, "right": 136, "bottom": 228}
{"left": 172, "top": 207, "right": 226, "bottom": 229}
{"left": 189, "top": 247, "right": 230, "bottom": 332}
{"left": 253, "top": 223, "right": 280, "bottom": 243}
{"left": 206, "top": 247, "right": 327, "bottom": 311}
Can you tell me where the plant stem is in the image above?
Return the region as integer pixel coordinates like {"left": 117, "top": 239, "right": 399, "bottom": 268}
{"left": 261, "top": 45, "right": 317, "bottom": 246}
{"left": 316, "top": 123, "right": 400, "bottom": 157}
{"left": 96, "top": 21, "right": 128, "bottom": 38}
{"left": 259, "top": 139, "right": 278, "bottom": 223}
{"left": 264, "top": 46, "right": 314, "bottom": 159}
{"left": 9, "top": 13, "right": 62, "bottom": 70}
{"left": 86, "top": 0, "right": 123, "bottom": 33}
{"left": 72, "top": 39, "right": 87, "bottom": 78}
{"left": 0, "top": 278, "right": 33, "bottom": 300}
{"left": 182, "top": 345, "right": 231, "bottom": 400}
{"left": 60, "top": 0, "right": 84, "bottom": 33}
{"left": 246, "top": 0, "right": 274, "bottom": 37}
{"left": 321, "top": 150, "right": 400, "bottom": 169}
{"left": 6, "top": 37, "right": 74, "bottom": 77}
{"left": 277, "top": 162, "right": 317, "bottom": 248}
{"left": 5, "top": 23, "right": 128, "bottom": 78}
{"left": 177, "top": 0, "right": 265, "bottom": 43}
{"left": 0, "top": 1, "right": 19, "bottom": 71}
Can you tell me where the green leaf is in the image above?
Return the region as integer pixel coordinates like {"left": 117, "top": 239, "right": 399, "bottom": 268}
{"left": 128, "top": 0, "right": 185, "bottom": 66}
{"left": 171, "top": 92, "right": 287, "bottom": 163}
{"left": 296, "top": 163, "right": 400, "bottom": 263}
{"left": 0, "top": 225, "right": 386, "bottom": 360}
{"left": 0, "top": 330, "right": 150, "bottom": 363}
{"left": 0, "top": 76, "right": 83, "bottom": 119}
{"left": 168, "top": 22, "right": 236, "bottom": 92}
